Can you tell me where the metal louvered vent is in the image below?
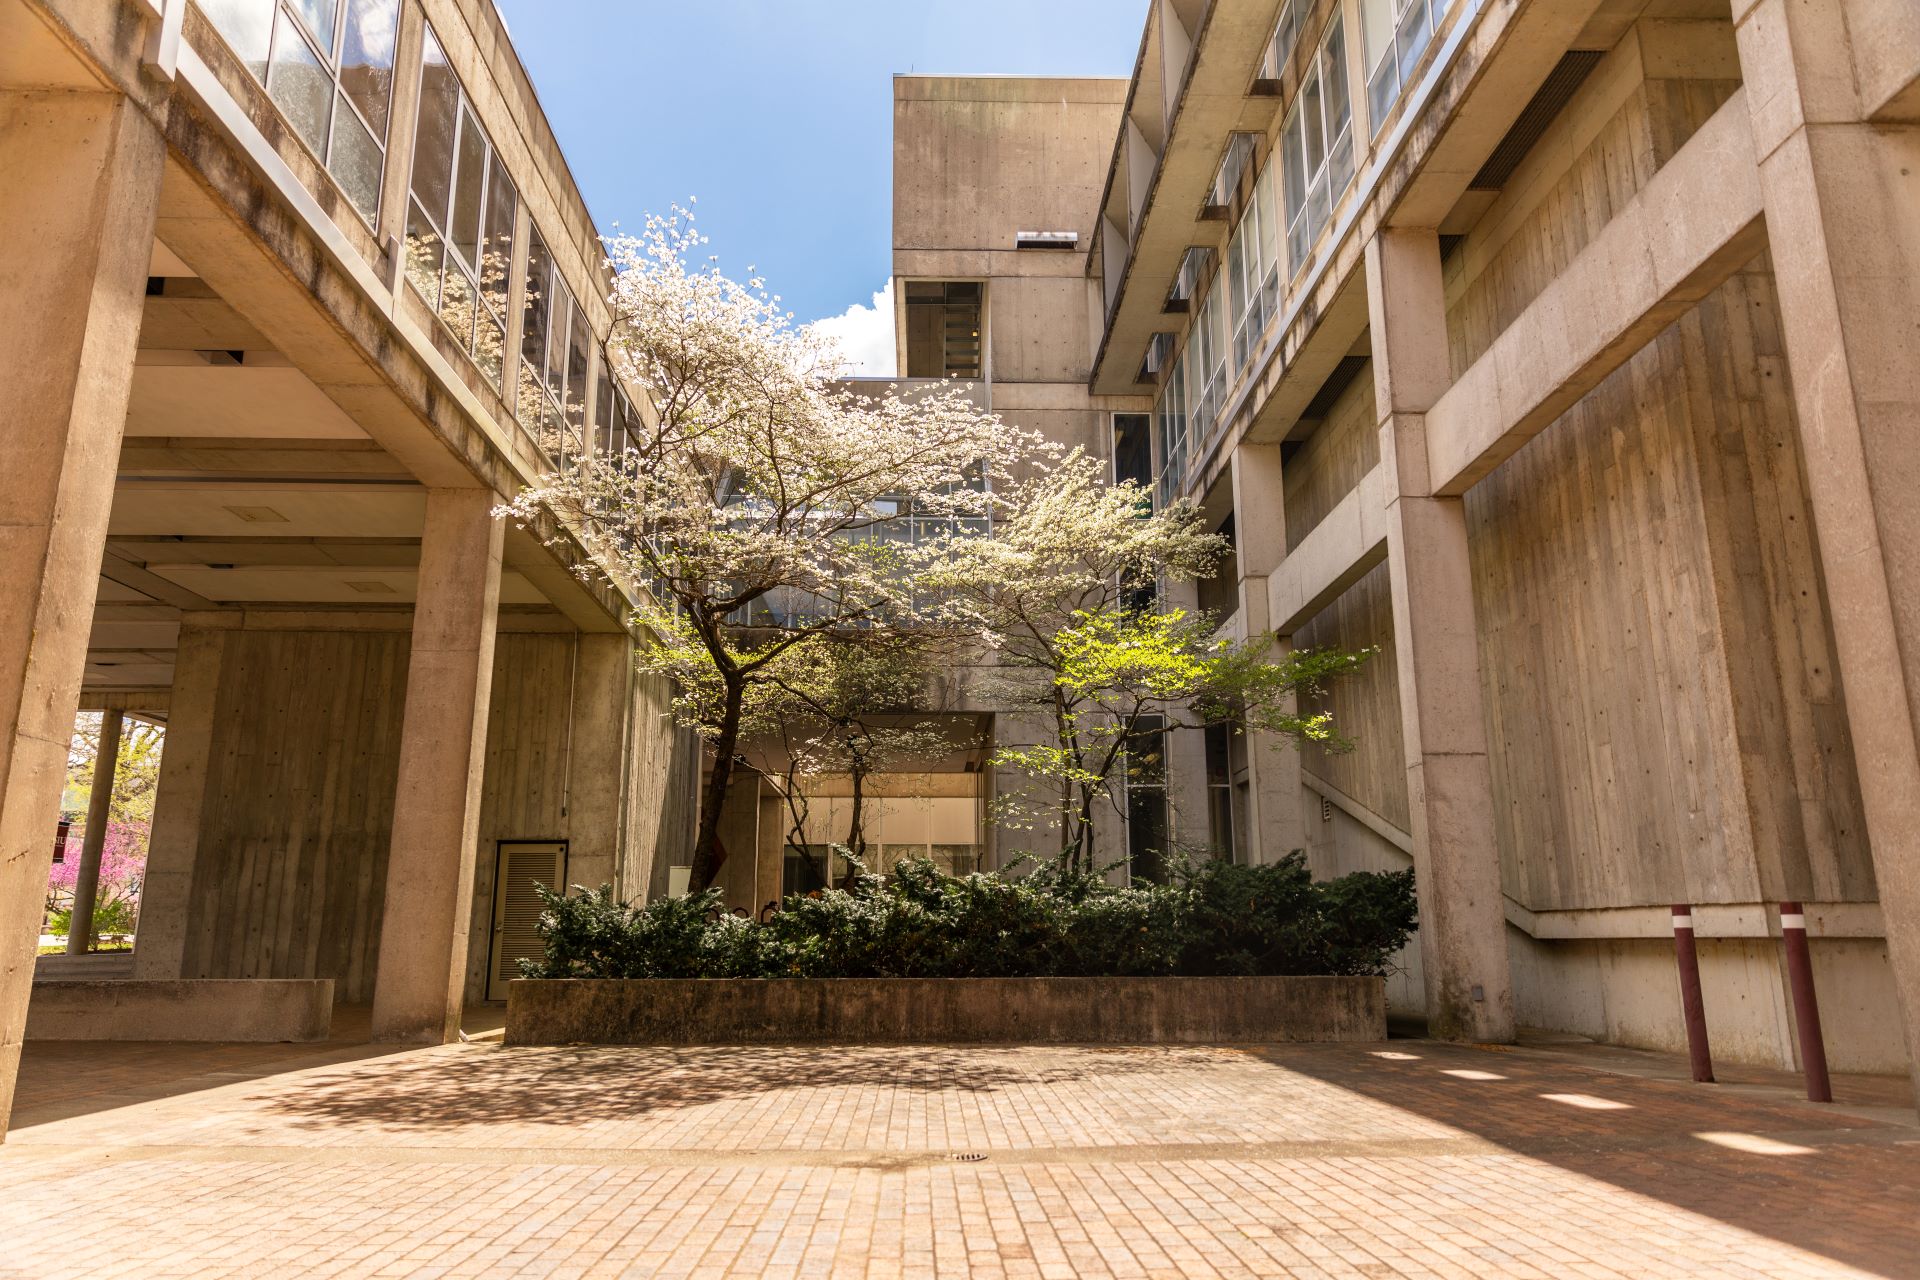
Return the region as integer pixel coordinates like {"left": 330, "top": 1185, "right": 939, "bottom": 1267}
{"left": 1469, "top": 50, "right": 1604, "bottom": 191}
{"left": 490, "top": 842, "right": 566, "bottom": 999}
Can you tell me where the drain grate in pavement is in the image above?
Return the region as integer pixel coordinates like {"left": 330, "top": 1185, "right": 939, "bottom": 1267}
{"left": 947, "top": 1152, "right": 989, "bottom": 1163}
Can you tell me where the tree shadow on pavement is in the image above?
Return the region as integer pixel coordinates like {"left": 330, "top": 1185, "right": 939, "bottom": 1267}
{"left": 253, "top": 1041, "right": 1195, "bottom": 1131}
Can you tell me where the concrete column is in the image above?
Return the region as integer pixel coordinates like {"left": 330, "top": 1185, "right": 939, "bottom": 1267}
{"left": 1231, "top": 442, "right": 1305, "bottom": 865}
{"left": 66, "top": 711, "right": 123, "bottom": 954}
{"left": 134, "top": 620, "right": 230, "bottom": 979}
{"left": 1365, "top": 228, "right": 1515, "bottom": 1044}
{"left": 1734, "top": 0, "right": 1920, "bottom": 1101}
{"left": 560, "top": 634, "right": 633, "bottom": 893}
{"left": 0, "top": 91, "right": 165, "bottom": 1141}
{"left": 370, "top": 488, "right": 504, "bottom": 1044}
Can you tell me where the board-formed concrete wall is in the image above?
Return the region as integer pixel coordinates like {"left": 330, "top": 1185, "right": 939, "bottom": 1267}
{"left": 1285, "top": 22, "right": 1893, "bottom": 1070}
{"left": 141, "top": 619, "right": 694, "bottom": 1005}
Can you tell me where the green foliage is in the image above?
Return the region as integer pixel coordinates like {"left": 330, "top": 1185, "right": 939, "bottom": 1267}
{"left": 45, "top": 897, "right": 139, "bottom": 943}
{"left": 520, "top": 852, "right": 1416, "bottom": 982}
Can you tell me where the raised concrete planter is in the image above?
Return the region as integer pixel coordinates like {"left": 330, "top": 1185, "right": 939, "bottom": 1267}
{"left": 506, "top": 976, "right": 1385, "bottom": 1046}
{"left": 26, "top": 979, "right": 334, "bottom": 1042}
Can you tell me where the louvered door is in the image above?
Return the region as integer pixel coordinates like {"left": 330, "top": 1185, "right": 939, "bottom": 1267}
{"left": 487, "top": 841, "right": 566, "bottom": 1001}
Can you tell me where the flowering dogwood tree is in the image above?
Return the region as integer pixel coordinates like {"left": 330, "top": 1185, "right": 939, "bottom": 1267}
{"left": 928, "top": 452, "right": 1369, "bottom": 870}
{"left": 507, "top": 211, "right": 1032, "bottom": 893}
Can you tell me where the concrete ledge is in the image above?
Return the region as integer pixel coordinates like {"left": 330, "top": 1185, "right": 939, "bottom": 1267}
{"left": 505, "top": 976, "right": 1386, "bottom": 1046}
{"left": 25, "top": 979, "right": 335, "bottom": 1042}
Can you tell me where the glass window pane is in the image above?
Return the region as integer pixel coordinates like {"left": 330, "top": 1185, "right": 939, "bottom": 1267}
{"left": 480, "top": 153, "right": 517, "bottom": 319}
{"left": 337, "top": 0, "right": 398, "bottom": 139}
{"left": 438, "top": 263, "right": 477, "bottom": 350}
{"left": 266, "top": 14, "right": 333, "bottom": 156}
{"left": 1322, "top": 18, "right": 1351, "bottom": 136}
{"left": 521, "top": 231, "right": 554, "bottom": 415}
{"left": 199, "top": 0, "right": 274, "bottom": 77}
{"left": 1368, "top": 56, "right": 1397, "bottom": 131}
{"left": 287, "top": 0, "right": 338, "bottom": 59}
{"left": 1302, "top": 68, "right": 1327, "bottom": 178}
{"left": 566, "top": 304, "right": 591, "bottom": 433}
{"left": 409, "top": 27, "right": 457, "bottom": 225}
{"left": 475, "top": 314, "right": 505, "bottom": 389}
{"left": 1360, "top": 0, "right": 1396, "bottom": 69}
{"left": 1282, "top": 108, "right": 1308, "bottom": 219}
{"left": 595, "top": 367, "right": 615, "bottom": 451}
{"left": 327, "top": 91, "right": 382, "bottom": 220}
{"left": 1397, "top": 0, "right": 1431, "bottom": 83}
{"left": 545, "top": 292, "right": 568, "bottom": 397}
{"left": 403, "top": 199, "right": 443, "bottom": 303}
{"left": 449, "top": 107, "right": 487, "bottom": 267}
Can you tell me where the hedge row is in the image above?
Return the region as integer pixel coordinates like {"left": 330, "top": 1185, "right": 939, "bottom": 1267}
{"left": 523, "top": 852, "right": 1416, "bottom": 981}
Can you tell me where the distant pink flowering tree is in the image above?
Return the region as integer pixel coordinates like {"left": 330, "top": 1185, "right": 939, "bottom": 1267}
{"left": 45, "top": 819, "right": 149, "bottom": 939}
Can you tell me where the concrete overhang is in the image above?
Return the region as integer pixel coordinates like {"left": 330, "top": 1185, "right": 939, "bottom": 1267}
{"left": 1089, "top": 0, "right": 1280, "bottom": 398}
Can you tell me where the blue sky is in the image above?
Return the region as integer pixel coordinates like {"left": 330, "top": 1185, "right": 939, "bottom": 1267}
{"left": 492, "top": 0, "right": 1145, "bottom": 370}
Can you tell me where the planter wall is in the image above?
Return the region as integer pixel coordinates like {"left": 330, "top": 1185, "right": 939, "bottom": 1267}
{"left": 505, "top": 975, "right": 1385, "bottom": 1045}
{"left": 26, "top": 979, "right": 334, "bottom": 1042}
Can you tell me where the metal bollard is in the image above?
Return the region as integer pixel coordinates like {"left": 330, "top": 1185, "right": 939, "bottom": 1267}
{"left": 1671, "top": 905, "right": 1714, "bottom": 1083}
{"left": 1779, "top": 902, "right": 1832, "bottom": 1103}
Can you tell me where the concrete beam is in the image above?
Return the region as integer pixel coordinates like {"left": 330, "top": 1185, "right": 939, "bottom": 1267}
{"left": 1426, "top": 90, "right": 1766, "bottom": 497}
{"left": 1267, "top": 464, "right": 1393, "bottom": 638}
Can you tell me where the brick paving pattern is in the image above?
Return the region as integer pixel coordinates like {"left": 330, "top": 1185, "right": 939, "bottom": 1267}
{"left": 3, "top": 1034, "right": 1917, "bottom": 1278}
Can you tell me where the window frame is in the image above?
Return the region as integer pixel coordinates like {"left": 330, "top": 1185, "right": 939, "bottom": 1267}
{"left": 1280, "top": 14, "right": 1356, "bottom": 276}
{"left": 402, "top": 22, "right": 521, "bottom": 395}
{"left": 204, "top": 0, "right": 401, "bottom": 225}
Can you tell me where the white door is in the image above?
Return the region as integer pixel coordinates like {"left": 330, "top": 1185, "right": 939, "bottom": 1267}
{"left": 487, "top": 841, "right": 566, "bottom": 1001}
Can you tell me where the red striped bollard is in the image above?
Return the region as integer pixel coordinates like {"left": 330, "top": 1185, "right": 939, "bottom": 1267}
{"left": 1779, "top": 902, "right": 1832, "bottom": 1103}
{"left": 1671, "top": 905, "right": 1714, "bottom": 1083}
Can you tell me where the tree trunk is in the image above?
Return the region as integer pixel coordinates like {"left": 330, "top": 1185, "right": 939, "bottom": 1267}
{"left": 846, "top": 762, "right": 868, "bottom": 862}
{"left": 687, "top": 680, "right": 746, "bottom": 893}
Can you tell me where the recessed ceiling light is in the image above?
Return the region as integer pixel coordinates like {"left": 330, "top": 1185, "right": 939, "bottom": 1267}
{"left": 224, "top": 506, "right": 289, "bottom": 523}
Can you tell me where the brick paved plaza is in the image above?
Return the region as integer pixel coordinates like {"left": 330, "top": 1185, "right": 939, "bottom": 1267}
{"left": 2, "top": 1028, "right": 1917, "bottom": 1279}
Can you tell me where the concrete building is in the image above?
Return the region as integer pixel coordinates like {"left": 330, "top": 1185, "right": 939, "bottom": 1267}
{"left": 3, "top": 0, "right": 1917, "bottom": 1144}
{"left": 887, "top": 0, "right": 1916, "bottom": 1085}
{"left": 0, "top": 0, "right": 700, "bottom": 1137}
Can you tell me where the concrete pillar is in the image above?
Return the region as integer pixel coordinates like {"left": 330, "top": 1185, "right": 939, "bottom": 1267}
{"left": 1365, "top": 227, "right": 1515, "bottom": 1044}
{"left": 1734, "top": 0, "right": 1920, "bottom": 1101}
{"left": 0, "top": 91, "right": 165, "bottom": 1140}
{"left": 134, "top": 620, "right": 230, "bottom": 979}
{"left": 66, "top": 711, "right": 123, "bottom": 954}
{"left": 370, "top": 488, "right": 504, "bottom": 1044}
{"left": 559, "top": 634, "right": 633, "bottom": 893}
{"left": 1231, "top": 442, "right": 1305, "bottom": 864}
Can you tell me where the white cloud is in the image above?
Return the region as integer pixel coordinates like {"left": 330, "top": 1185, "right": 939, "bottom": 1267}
{"left": 809, "top": 281, "right": 897, "bottom": 378}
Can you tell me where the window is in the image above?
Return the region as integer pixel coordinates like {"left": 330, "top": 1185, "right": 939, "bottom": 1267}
{"left": 1124, "top": 717, "right": 1170, "bottom": 886}
{"left": 1188, "top": 281, "right": 1229, "bottom": 454}
{"left": 1115, "top": 413, "right": 1157, "bottom": 611}
{"left": 1227, "top": 163, "right": 1282, "bottom": 371}
{"left": 404, "top": 25, "right": 519, "bottom": 391}
{"left": 1261, "top": 0, "right": 1309, "bottom": 79}
{"left": 198, "top": 0, "right": 400, "bottom": 221}
{"left": 1157, "top": 349, "right": 1190, "bottom": 507}
{"left": 1205, "top": 724, "right": 1236, "bottom": 859}
{"left": 1362, "top": 0, "right": 1448, "bottom": 130}
{"left": 1281, "top": 16, "right": 1355, "bottom": 273}
{"left": 903, "top": 282, "right": 983, "bottom": 379}
{"left": 513, "top": 227, "right": 590, "bottom": 461}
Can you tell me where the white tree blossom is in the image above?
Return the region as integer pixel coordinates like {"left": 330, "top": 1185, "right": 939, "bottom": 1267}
{"left": 505, "top": 210, "right": 1035, "bottom": 893}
